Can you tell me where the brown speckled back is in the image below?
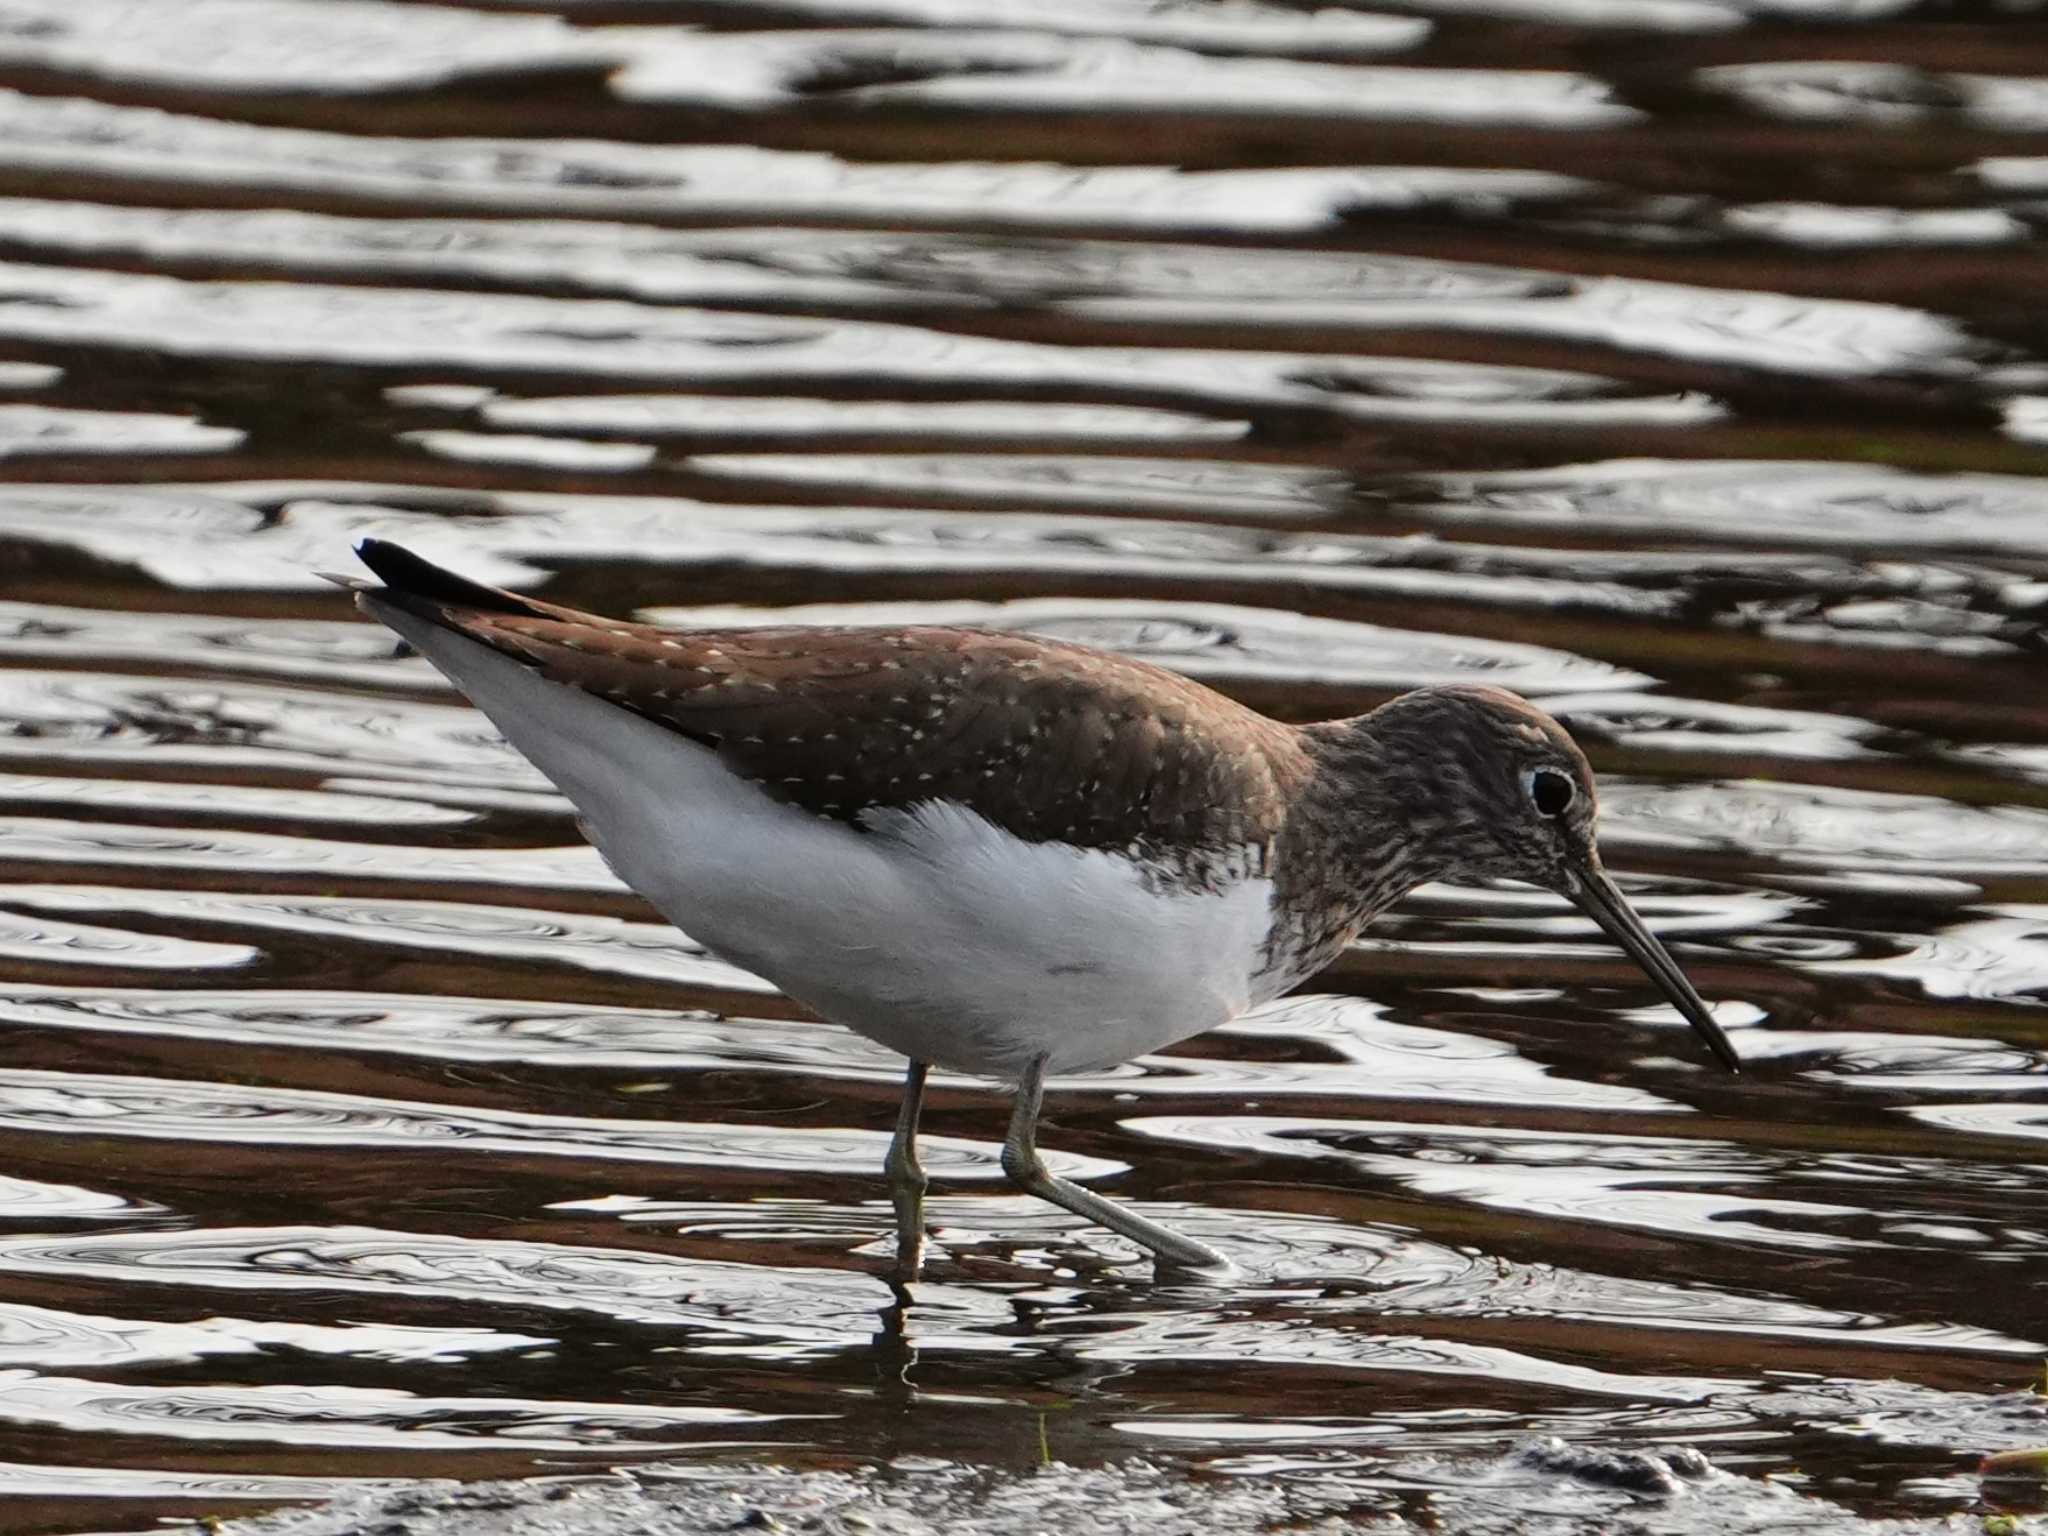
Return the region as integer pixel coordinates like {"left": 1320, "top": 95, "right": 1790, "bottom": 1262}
{"left": 357, "top": 541, "right": 1309, "bottom": 889}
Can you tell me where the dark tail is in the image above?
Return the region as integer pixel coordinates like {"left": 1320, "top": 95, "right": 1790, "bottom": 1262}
{"left": 355, "top": 539, "right": 534, "bottom": 613}
{"left": 349, "top": 539, "right": 587, "bottom": 637}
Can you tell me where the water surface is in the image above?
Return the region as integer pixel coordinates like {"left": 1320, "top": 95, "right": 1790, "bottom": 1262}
{"left": 0, "top": 0, "right": 2046, "bottom": 1531}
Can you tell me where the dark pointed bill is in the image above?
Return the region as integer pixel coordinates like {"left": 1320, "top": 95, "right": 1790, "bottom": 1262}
{"left": 1570, "top": 866, "right": 1740, "bottom": 1073}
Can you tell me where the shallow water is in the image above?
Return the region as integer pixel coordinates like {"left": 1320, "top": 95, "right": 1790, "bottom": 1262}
{"left": 0, "top": 0, "right": 2046, "bottom": 1531}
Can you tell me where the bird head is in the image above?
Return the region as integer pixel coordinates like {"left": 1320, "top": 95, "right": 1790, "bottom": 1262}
{"left": 1361, "top": 685, "right": 1739, "bottom": 1073}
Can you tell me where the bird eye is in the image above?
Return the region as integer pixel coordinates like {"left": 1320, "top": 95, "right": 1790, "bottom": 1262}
{"left": 1528, "top": 767, "right": 1575, "bottom": 818}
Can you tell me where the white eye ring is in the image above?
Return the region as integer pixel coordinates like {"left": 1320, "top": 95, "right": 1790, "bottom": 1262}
{"left": 1526, "top": 766, "right": 1575, "bottom": 818}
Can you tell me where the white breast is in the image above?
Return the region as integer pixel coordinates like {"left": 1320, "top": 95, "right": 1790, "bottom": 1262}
{"left": 846, "top": 797, "right": 1276, "bottom": 1074}
{"left": 371, "top": 603, "right": 1277, "bottom": 1079}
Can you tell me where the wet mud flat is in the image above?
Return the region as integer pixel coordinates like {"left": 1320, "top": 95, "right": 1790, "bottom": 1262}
{"left": 209, "top": 1437, "right": 2033, "bottom": 1536}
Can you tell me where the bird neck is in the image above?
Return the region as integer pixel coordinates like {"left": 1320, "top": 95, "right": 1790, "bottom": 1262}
{"left": 1287, "top": 712, "right": 1463, "bottom": 918}
{"left": 1245, "top": 714, "right": 1460, "bottom": 996}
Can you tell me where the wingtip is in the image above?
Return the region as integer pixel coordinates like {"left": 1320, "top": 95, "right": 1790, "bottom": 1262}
{"left": 342, "top": 538, "right": 554, "bottom": 624}
{"left": 351, "top": 537, "right": 430, "bottom": 590}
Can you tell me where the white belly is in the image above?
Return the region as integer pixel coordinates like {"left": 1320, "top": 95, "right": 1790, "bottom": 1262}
{"left": 374, "top": 606, "right": 1276, "bottom": 1078}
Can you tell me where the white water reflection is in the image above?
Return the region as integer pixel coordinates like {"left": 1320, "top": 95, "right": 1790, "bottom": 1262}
{"left": 0, "top": 1372, "right": 787, "bottom": 1452}
{"left": 0, "top": 905, "right": 257, "bottom": 971}
{"left": 1128, "top": 1115, "right": 2038, "bottom": 1261}
{"left": 0, "top": 0, "right": 602, "bottom": 90}
{"left": 0, "top": 1223, "right": 898, "bottom": 1334}
{"left": 1390, "top": 459, "right": 2048, "bottom": 556}
{"left": 652, "top": 0, "right": 1431, "bottom": 54}
{"left": 0, "top": 884, "right": 772, "bottom": 994}
{"left": 0, "top": 89, "right": 1586, "bottom": 232}
{"left": 1703, "top": 61, "right": 2048, "bottom": 133}
{"left": 0, "top": 482, "right": 1754, "bottom": 613}
{"left": 0, "top": 262, "right": 1715, "bottom": 427}
{"left": 688, "top": 453, "right": 1348, "bottom": 519}
{"left": 0, "top": 404, "right": 242, "bottom": 458}
{"left": 1721, "top": 202, "right": 2027, "bottom": 248}
{"left": 1799, "top": 1036, "right": 2048, "bottom": 1093}
{"left": 1544, "top": 693, "right": 1879, "bottom": 762}
{"left": 406, "top": 431, "right": 657, "bottom": 473}
{"left": 0, "top": 0, "right": 1430, "bottom": 96}
{"left": 1903, "top": 1102, "right": 2048, "bottom": 1143}
{"left": 1007, "top": 242, "right": 1968, "bottom": 378}
{"left": 0, "top": 362, "right": 62, "bottom": 389}
{"left": 579, "top": 1190, "right": 2034, "bottom": 1364}
{"left": 1810, "top": 905, "right": 2048, "bottom": 1004}
{"left": 0, "top": 1065, "right": 1096, "bottom": 1178}
{"left": 615, "top": 35, "right": 1627, "bottom": 128}
{"left": 0, "top": 601, "right": 445, "bottom": 688}
{"left": 0, "top": 1300, "right": 547, "bottom": 1370}
{"left": 0, "top": 982, "right": 1676, "bottom": 1111}
{"left": 0, "top": 815, "right": 617, "bottom": 889}
{"left": 0, "top": 1175, "right": 164, "bottom": 1222}
{"left": 0, "top": 1461, "right": 388, "bottom": 1502}
{"left": 0, "top": 772, "right": 472, "bottom": 827}
{"left": 1602, "top": 780, "right": 2048, "bottom": 875}
{"left": 0, "top": 665, "right": 561, "bottom": 786}
{"left": 482, "top": 394, "right": 1248, "bottom": 441}
{"left": 1209, "top": 995, "right": 1683, "bottom": 1112}
{"left": 0, "top": 984, "right": 897, "bottom": 1074}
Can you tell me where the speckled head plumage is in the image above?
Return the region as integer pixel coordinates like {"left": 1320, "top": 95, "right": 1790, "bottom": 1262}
{"left": 1350, "top": 684, "right": 1601, "bottom": 891}
{"left": 1299, "top": 683, "right": 1739, "bottom": 1072}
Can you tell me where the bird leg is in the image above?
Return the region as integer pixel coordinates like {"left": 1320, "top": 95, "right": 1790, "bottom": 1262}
{"left": 1001, "top": 1053, "right": 1227, "bottom": 1273}
{"left": 885, "top": 1059, "right": 930, "bottom": 1276}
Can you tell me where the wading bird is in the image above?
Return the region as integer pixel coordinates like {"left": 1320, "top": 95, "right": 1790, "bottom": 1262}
{"left": 347, "top": 539, "right": 1738, "bottom": 1273}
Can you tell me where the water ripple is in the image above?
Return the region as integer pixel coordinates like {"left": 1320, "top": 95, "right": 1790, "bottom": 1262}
{"left": 0, "top": 1371, "right": 791, "bottom": 1452}
{"left": 17, "top": 483, "right": 1780, "bottom": 619}
{"left": 0, "top": 0, "right": 2040, "bottom": 1515}
{"left": 0, "top": 904, "right": 256, "bottom": 972}
{"left": 0, "top": 884, "right": 773, "bottom": 993}
{"left": 616, "top": 35, "right": 1628, "bottom": 129}
{"left": 0, "top": 665, "right": 547, "bottom": 785}
{"left": 0, "top": 1224, "right": 896, "bottom": 1336}
{"left": 0, "top": 771, "right": 473, "bottom": 827}
{"left": 1603, "top": 780, "right": 2048, "bottom": 875}
{"left": 482, "top": 395, "right": 1248, "bottom": 442}
{"left": 0, "top": 88, "right": 1585, "bottom": 233}
{"left": 1392, "top": 460, "right": 2048, "bottom": 558}
{"left": 0, "top": 403, "right": 242, "bottom": 458}
{"left": 0, "top": 0, "right": 601, "bottom": 91}
{"left": 0, "top": 263, "right": 1707, "bottom": 430}
{"left": 633, "top": 0, "right": 1431, "bottom": 55}
{"left": 0, "top": 984, "right": 885, "bottom": 1073}
{"left": 1546, "top": 693, "right": 1880, "bottom": 762}
{"left": 0, "top": 814, "right": 617, "bottom": 889}
{"left": 689, "top": 453, "right": 1348, "bottom": 520}
{"left": 0, "top": 1065, "right": 1110, "bottom": 1180}
{"left": 575, "top": 1192, "right": 2031, "bottom": 1358}
{"left": 0, "top": 1460, "right": 388, "bottom": 1502}
{"left": 0, "top": 1300, "right": 547, "bottom": 1370}
{"left": 1809, "top": 907, "right": 2048, "bottom": 1005}
{"left": 1130, "top": 1115, "right": 2048, "bottom": 1263}
{"left": 10, "top": 201, "right": 1933, "bottom": 378}
{"left": 1207, "top": 994, "right": 1683, "bottom": 1112}
{"left": 0, "top": 1174, "right": 163, "bottom": 1222}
